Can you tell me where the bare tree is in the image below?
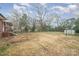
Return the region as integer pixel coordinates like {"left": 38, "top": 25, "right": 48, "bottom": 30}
{"left": 49, "top": 13, "right": 61, "bottom": 31}
{"left": 30, "top": 4, "right": 48, "bottom": 31}
{"left": 11, "top": 10, "right": 21, "bottom": 32}
{"left": 11, "top": 9, "right": 29, "bottom": 33}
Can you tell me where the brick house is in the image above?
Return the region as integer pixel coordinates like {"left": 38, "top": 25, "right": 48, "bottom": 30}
{"left": 0, "top": 13, "right": 13, "bottom": 37}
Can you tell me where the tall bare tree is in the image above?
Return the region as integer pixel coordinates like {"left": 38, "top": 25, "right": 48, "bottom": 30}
{"left": 30, "top": 4, "right": 48, "bottom": 31}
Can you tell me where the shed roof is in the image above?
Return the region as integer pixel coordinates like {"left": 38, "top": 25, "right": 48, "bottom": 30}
{"left": 4, "top": 22, "right": 13, "bottom": 26}
{"left": 0, "top": 13, "right": 6, "bottom": 20}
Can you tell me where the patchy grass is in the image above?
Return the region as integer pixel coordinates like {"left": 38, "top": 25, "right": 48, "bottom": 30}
{"left": 0, "top": 32, "right": 79, "bottom": 56}
{"left": 0, "top": 39, "right": 11, "bottom": 55}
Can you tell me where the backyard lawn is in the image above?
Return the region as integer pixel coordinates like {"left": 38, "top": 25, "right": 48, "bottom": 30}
{"left": 0, "top": 32, "right": 79, "bottom": 56}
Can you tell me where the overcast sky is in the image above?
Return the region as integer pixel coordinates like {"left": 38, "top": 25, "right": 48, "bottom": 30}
{"left": 0, "top": 3, "right": 79, "bottom": 19}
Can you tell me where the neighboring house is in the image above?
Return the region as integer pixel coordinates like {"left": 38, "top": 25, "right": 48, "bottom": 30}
{"left": 0, "top": 13, "right": 13, "bottom": 37}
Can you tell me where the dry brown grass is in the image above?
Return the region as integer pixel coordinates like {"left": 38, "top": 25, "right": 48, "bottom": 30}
{"left": 0, "top": 32, "right": 79, "bottom": 56}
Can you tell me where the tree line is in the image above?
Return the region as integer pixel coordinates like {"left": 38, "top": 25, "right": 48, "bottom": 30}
{"left": 8, "top": 4, "right": 79, "bottom": 33}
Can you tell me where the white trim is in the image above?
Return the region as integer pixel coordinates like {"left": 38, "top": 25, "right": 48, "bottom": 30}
{"left": 2, "top": 22, "right": 5, "bottom": 32}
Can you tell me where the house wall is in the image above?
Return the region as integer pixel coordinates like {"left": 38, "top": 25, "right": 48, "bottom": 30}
{"left": 0, "top": 14, "right": 13, "bottom": 37}
{"left": 0, "top": 20, "right": 3, "bottom": 37}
